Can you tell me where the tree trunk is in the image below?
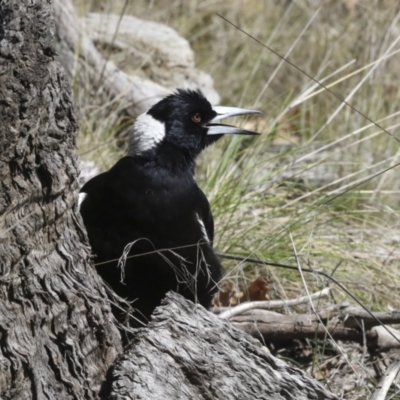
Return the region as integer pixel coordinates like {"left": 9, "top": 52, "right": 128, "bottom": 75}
{"left": 0, "top": 1, "right": 122, "bottom": 398}
{"left": 103, "top": 292, "right": 337, "bottom": 400}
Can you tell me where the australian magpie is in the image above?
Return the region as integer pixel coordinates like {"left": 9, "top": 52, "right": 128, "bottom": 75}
{"left": 79, "top": 89, "right": 260, "bottom": 325}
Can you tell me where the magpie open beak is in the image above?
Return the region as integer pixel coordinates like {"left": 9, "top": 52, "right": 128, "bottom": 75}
{"left": 207, "top": 106, "right": 262, "bottom": 136}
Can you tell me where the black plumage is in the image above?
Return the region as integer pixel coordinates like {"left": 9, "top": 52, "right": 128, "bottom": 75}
{"left": 79, "top": 90, "right": 260, "bottom": 325}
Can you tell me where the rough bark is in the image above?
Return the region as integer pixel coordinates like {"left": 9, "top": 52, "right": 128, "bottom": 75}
{"left": 104, "top": 292, "right": 337, "bottom": 400}
{"left": 0, "top": 1, "right": 122, "bottom": 398}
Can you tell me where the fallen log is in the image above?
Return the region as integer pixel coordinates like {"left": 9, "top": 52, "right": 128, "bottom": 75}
{"left": 217, "top": 295, "right": 400, "bottom": 349}
{"left": 339, "top": 306, "right": 400, "bottom": 329}
{"left": 230, "top": 308, "right": 362, "bottom": 342}
{"left": 103, "top": 292, "right": 337, "bottom": 400}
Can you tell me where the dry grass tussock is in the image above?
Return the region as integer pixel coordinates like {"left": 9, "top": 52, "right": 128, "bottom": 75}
{"left": 74, "top": 0, "right": 400, "bottom": 398}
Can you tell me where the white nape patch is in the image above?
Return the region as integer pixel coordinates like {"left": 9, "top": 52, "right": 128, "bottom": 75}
{"left": 78, "top": 193, "right": 87, "bottom": 211}
{"left": 128, "top": 113, "right": 166, "bottom": 155}
{"left": 196, "top": 213, "right": 210, "bottom": 244}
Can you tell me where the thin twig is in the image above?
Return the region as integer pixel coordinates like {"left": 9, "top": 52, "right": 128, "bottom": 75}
{"left": 218, "top": 287, "right": 330, "bottom": 319}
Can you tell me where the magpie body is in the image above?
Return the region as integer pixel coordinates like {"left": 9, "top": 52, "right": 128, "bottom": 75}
{"left": 79, "top": 90, "right": 260, "bottom": 325}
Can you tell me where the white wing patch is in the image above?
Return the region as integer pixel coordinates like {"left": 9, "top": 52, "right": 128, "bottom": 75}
{"left": 128, "top": 113, "right": 166, "bottom": 155}
{"left": 196, "top": 213, "right": 210, "bottom": 244}
{"left": 78, "top": 193, "right": 87, "bottom": 211}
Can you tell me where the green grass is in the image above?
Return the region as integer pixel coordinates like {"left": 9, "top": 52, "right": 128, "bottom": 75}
{"left": 73, "top": 1, "right": 400, "bottom": 397}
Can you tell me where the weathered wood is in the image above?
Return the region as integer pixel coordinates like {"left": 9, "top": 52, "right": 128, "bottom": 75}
{"left": 0, "top": 1, "right": 122, "bottom": 398}
{"left": 231, "top": 309, "right": 363, "bottom": 342}
{"left": 225, "top": 302, "right": 400, "bottom": 349}
{"left": 339, "top": 306, "right": 400, "bottom": 329}
{"left": 104, "top": 292, "right": 337, "bottom": 400}
{"left": 217, "top": 288, "right": 330, "bottom": 319}
{"left": 370, "top": 361, "right": 400, "bottom": 400}
{"left": 369, "top": 326, "right": 400, "bottom": 350}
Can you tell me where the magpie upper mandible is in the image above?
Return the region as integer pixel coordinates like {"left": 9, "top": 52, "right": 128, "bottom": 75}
{"left": 79, "top": 89, "right": 261, "bottom": 325}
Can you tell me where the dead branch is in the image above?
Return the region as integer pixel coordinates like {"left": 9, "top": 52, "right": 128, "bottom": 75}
{"left": 221, "top": 299, "right": 400, "bottom": 350}
{"left": 339, "top": 306, "right": 400, "bottom": 329}
{"left": 218, "top": 287, "right": 331, "bottom": 319}
{"left": 231, "top": 309, "right": 363, "bottom": 342}
{"left": 370, "top": 361, "right": 400, "bottom": 400}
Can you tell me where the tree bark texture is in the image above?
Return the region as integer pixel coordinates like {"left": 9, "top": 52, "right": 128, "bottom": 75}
{"left": 0, "top": 1, "right": 122, "bottom": 398}
{"left": 104, "top": 292, "right": 337, "bottom": 400}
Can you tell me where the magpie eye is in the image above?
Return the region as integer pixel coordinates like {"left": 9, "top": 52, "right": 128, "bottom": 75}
{"left": 192, "top": 113, "right": 201, "bottom": 123}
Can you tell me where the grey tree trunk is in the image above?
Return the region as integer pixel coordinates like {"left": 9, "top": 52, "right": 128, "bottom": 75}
{"left": 105, "top": 292, "right": 337, "bottom": 400}
{"left": 0, "top": 1, "right": 337, "bottom": 399}
{"left": 0, "top": 1, "right": 122, "bottom": 398}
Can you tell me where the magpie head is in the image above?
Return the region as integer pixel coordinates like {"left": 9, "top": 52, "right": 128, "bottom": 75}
{"left": 129, "top": 89, "right": 261, "bottom": 159}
